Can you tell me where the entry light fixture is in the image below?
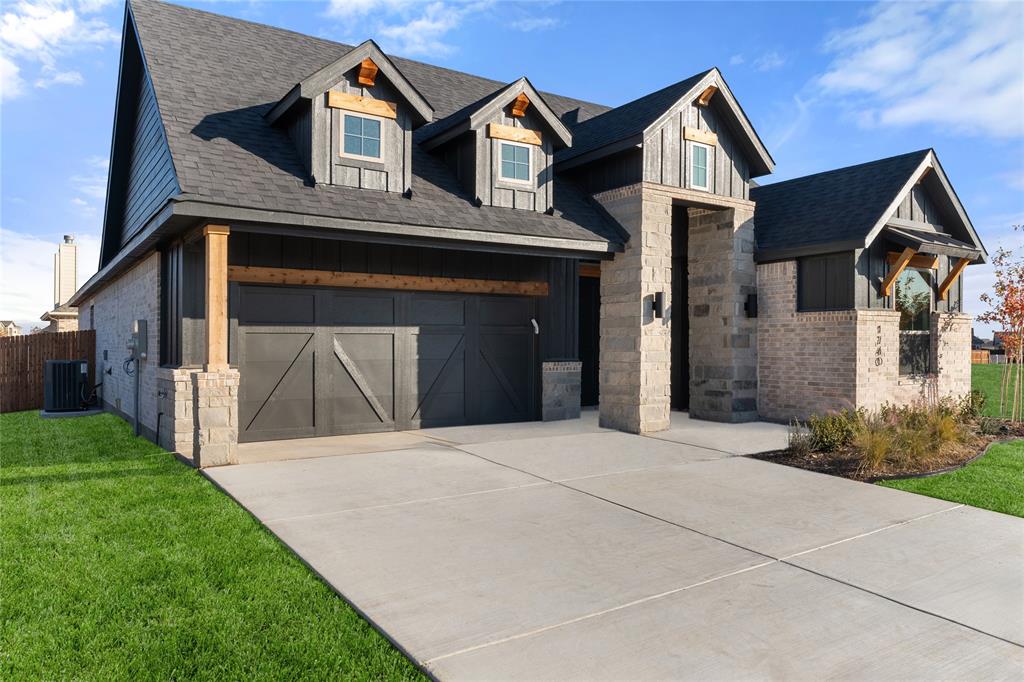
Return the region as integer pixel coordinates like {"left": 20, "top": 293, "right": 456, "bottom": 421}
{"left": 653, "top": 291, "right": 666, "bottom": 319}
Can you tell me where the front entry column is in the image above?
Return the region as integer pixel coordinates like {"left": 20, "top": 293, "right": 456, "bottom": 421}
{"left": 193, "top": 224, "right": 239, "bottom": 467}
{"left": 594, "top": 186, "right": 672, "bottom": 433}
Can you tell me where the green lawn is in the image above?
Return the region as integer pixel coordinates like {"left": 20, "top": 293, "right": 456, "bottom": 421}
{"left": 879, "top": 440, "right": 1024, "bottom": 518}
{"left": 0, "top": 411, "right": 422, "bottom": 680}
{"left": 973, "top": 362, "right": 1012, "bottom": 417}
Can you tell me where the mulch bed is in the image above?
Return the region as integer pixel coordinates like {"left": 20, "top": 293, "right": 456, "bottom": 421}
{"left": 751, "top": 419, "right": 1024, "bottom": 482}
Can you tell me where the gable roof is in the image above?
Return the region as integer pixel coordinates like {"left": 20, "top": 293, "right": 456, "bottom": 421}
{"left": 554, "top": 68, "right": 774, "bottom": 177}
{"left": 122, "top": 0, "right": 623, "bottom": 257}
{"left": 266, "top": 39, "right": 434, "bottom": 126}
{"left": 418, "top": 77, "right": 573, "bottom": 150}
{"left": 752, "top": 149, "right": 987, "bottom": 262}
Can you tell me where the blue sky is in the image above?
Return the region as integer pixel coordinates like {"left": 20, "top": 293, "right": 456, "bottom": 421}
{"left": 1, "top": 0, "right": 1021, "bottom": 335}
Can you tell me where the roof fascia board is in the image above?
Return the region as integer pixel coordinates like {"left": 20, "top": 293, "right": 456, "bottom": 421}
{"left": 553, "top": 135, "right": 643, "bottom": 172}
{"left": 171, "top": 199, "right": 622, "bottom": 254}
{"left": 232, "top": 222, "right": 616, "bottom": 260}
{"left": 265, "top": 84, "right": 301, "bottom": 126}
{"left": 862, "top": 151, "right": 988, "bottom": 264}
{"left": 293, "top": 40, "right": 434, "bottom": 124}
{"left": 467, "top": 78, "right": 572, "bottom": 148}
{"left": 754, "top": 239, "right": 864, "bottom": 263}
{"left": 642, "top": 68, "right": 774, "bottom": 177}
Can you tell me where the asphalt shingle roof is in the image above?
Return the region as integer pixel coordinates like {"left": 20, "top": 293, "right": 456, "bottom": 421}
{"left": 130, "top": 0, "right": 624, "bottom": 247}
{"left": 750, "top": 150, "right": 931, "bottom": 256}
{"left": 553, "top": 71, "right": 711, "bottom": 165}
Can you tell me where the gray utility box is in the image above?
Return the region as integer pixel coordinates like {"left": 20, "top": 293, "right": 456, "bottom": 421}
{"left": 43, "top": 360, "right": 88, "bottom": 412}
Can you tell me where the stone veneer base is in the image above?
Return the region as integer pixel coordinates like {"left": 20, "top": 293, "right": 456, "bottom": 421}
{"left": 542, "top": 361, "right": 582, "bottom": 421}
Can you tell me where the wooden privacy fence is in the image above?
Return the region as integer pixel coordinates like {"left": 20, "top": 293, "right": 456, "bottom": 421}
{"left": 0, "top": 330, "right": 96, "bottom": 413}
{"left": 972, "top": 350, "right": 990, "bottom": 364}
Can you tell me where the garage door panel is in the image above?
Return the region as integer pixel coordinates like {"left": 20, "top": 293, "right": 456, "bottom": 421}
{"left": 239, "top": 289, "right": 316, "bottom": 325}
{"left": 408, "top": 333, "right": 466, "bottom": 426}
{"left": 239, "top": 331, "right": 316, "bottom": 440}
{"left": 328, "top": 332, "right": 396, "bottom": 430}
{"left": 325, "top": 291, "right": 396, "bottom": 326}
{"left": 478, "top": 331, "right": 534, "bottom": 422}
{"left": 479, "top": 296, "right": 534, "bottom": 326}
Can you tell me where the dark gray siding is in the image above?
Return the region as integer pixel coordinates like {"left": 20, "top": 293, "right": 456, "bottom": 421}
{"left": 854, "top": 239, "right": 962, "bottom": 313}
{"left": 227, "top": 233, "right": 578, "bottom": 362}
{"left": 564, "top": 148, "right": 643, "bottom": 195}
{"left": 119, "top": 67, "right": 178, "bottom": 246}
{"left": 643, "top": 99, "right": 750, "bottom": 200}
{"left": 891, "top": 184, "right": 941, "bottom": 225}
{"left": 798, "top": 252, "right": 854, "bottom": 311}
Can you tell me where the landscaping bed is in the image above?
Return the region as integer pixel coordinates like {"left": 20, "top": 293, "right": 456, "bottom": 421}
{"left": 0, "top": 411, "right": 422, "bottom": 680}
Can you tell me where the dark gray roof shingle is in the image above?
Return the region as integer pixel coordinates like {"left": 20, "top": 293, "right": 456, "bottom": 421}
{"left": 553, "top": 71, "right": 711, "bottom": 165}
{"left": 129, "top": 0, "right": 623, "bottom": 247}
{"left": 750, "top": 150, "right": 931, "bottom": 258}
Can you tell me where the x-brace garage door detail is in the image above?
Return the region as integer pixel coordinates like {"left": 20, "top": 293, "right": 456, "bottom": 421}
{"left": 235, "top": 285, "right": 537, "bottom": 442}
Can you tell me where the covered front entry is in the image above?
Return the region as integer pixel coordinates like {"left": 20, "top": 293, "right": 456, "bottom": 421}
{"left": 235, "top": 284, "right": 538, "bottom": 442}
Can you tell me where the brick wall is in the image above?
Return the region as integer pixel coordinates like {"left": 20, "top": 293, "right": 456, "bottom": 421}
{"left": 83, "top": 253, "right": 161, "bottom": 438}
{"left": 757, "top": 260, "right": 858, "bottom": 421}
{"left": 758, "top": 260, "right": 973, "bottom": 421}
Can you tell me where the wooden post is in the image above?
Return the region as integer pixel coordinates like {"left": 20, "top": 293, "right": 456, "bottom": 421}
{"left": 938, "top": 257, "right": 970, "bottom": 301}
{"left": 881, "top": 246, "right": 916, "bottom": 297}
{"left": 204, "top": 224, "right": 230, "bottom": 371}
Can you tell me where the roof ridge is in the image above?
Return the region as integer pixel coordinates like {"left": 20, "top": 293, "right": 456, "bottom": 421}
{"left": 571, "top": 68, "right": 714, "bottom": 128}
{"left": 753, "top": 149, "right": 932, "bottom": 191}
{"left": 130, "top": 0, "right": 609, "bottom": 114}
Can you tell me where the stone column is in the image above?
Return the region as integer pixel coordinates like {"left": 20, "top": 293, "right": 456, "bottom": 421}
{"left": 687, "top": 206, "right": 758, "bottom": 422}
{"left": 541, "top": 361, "right": 582, "bottom": 421}
{"left": 593, "top": 185, "right": 672, "bottom": 433}
{"left": 191, "top": 369, "right": 240, "bottom": 467}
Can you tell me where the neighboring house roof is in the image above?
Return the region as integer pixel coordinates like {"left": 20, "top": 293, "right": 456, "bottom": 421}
{"left": 40, "top": 304, "right": 78, "bottom": 322}
{"left": 123, "top": 0, "right": 622, "bottom": 258}
{"left": 751, "top": 149, "right": 987, "bottom": 262}
{"left": 553, "top": 68, "right": 774, "bottom": 177}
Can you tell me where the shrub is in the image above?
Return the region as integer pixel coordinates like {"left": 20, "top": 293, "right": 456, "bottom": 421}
{"left": 958, "top": 390, "right": 987, "bottom": 421}
{"left": 853, "top": 414, "right": 895, "bottom": 472}
{"left": 788, "top": 420, "right": 814, "bottom": 456}
{"left": 808, "top": 410, "right": 859, "bottom": 452}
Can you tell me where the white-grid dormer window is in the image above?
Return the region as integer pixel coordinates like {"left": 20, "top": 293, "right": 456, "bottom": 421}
{"left": 500, "top": 142, "right": 531, "bottom": 182}
{"left": 342, "top": 113, "right": 382, "bottom": 159}
{"left": 691, "top": 142, "right": 710, "bottom": 190}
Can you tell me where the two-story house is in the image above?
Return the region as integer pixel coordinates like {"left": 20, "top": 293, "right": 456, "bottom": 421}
{"left": 72, "top": 0, "right": 986, "bottom": 465}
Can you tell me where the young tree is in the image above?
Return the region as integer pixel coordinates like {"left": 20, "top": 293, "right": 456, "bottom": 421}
{"left": 978, "top": 225, "right": 1024, "bottom": 421}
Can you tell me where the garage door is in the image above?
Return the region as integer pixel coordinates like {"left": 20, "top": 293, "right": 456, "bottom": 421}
{"left": 235, "top": 285, "right": 538, "bottom": 442}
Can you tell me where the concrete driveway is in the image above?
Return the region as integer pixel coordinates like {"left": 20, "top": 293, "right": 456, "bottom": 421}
{"left": 208, "top": 413, "right": 1024, "bottom": 680}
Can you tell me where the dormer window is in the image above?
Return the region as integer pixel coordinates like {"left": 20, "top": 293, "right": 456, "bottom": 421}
{"left": 342, "top": 113, "right": 382, "bottom": 160}
{"left": 500, "top": 142, "right": 531, "bottom": 182}
{"left": 691, "top": 142, "right": 710, "bottom": 190}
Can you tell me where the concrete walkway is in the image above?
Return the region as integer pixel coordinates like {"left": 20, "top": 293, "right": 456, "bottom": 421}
{"left": 212, "top": 414, "right": 1024, "bottom": 680}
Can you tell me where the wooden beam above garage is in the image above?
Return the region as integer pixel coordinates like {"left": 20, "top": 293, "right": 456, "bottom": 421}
{"left": 227, "top": 265, "right": 550, "bottom": 297}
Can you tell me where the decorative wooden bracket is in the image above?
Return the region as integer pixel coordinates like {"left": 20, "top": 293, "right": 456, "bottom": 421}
{"left": 511, "top": 93, "right": 530, "bottom": 117}
{"left": 881, "top": 246, "right": 916, "bottom": 297}
{"left": 886, "top": 251, "right": 938, "bottom": 270}
{"left": 938, "top": 258, "right": 970, "bottom": 301}
{"left": 697, "top": 85, "right": 718, "bottom": 107}
{"left": 916, "top": 165, "right": 932, "bottom": 184}
{"left": 357, "top": 58, "right": 379, "bottom": 87}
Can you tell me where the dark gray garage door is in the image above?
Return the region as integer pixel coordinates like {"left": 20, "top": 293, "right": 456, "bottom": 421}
{"left": 234, "top": 285, "right": 538, "bottom": 442}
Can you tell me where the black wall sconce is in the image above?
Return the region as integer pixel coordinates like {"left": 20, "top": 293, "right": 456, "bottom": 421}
{"left": 653, "top": 291, "right": 666, "bottom": 319}
{"left": 745, "top": 293, "right": 758, "bottom": 318}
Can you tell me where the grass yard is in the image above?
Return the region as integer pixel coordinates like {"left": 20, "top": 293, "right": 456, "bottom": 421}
{"left": 0, "top": 411, "right": 422, "bottom": 680}
{"left": 879, "top": 440, "right": 1024, "bottom": 518}
{"left": 973, "top": 362, "right": 1014, "bottom": 418}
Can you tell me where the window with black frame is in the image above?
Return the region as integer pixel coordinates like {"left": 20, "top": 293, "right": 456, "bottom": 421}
{"left": 894, "top": 267, "right": 932, "bottom": 375}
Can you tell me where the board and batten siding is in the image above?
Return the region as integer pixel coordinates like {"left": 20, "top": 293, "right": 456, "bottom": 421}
{"left": 223, "top": 232, "right": 578, "bottom": 362}
{"left": 307, "top": 75, "right": 413, "bottom": 193}
{"left": 854, "top": 239, "right": 962, "bottom": 314}
{"left": 118, "top": 66, "right": 179, "bottom": 247}
{"left": 475, "top": 107, "right": 554, "bottom": 213}
{"left": 891, "top": 183, "right": 941, "bottom": 225}
{"left": 642, "top": 100, "right": 750, "bottom": 200}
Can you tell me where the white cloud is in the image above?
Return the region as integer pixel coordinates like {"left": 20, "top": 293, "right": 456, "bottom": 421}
{"left": 962, "top": 219, "right": 1023, "bottom": 337}
{"left": 326, "top": 0, "right": 491, "bottom": 57}
{"left": 0, "top": 228, "right": 100, "bottom": 330}
{"left": 510, "top": 16, "right": 559, "bottom": 32}
{"left": 71, "top": 172, "right": 106, "bottom": 200}
{"left": 819, "top": 1, "right": 1024, "bottom": 138}
{"left": 729, "top": 53, "right": 745, "bottom": 66}
{"left": 0, "top": 0, "right": 118, "bottom": 99}
{"left": 753, "top": 50, "right": 785, "bottom": 72}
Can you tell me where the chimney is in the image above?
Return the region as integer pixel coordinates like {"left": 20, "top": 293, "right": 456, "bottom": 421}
{"left": 54, "top": 235, "right": 78, "bottom": 308}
